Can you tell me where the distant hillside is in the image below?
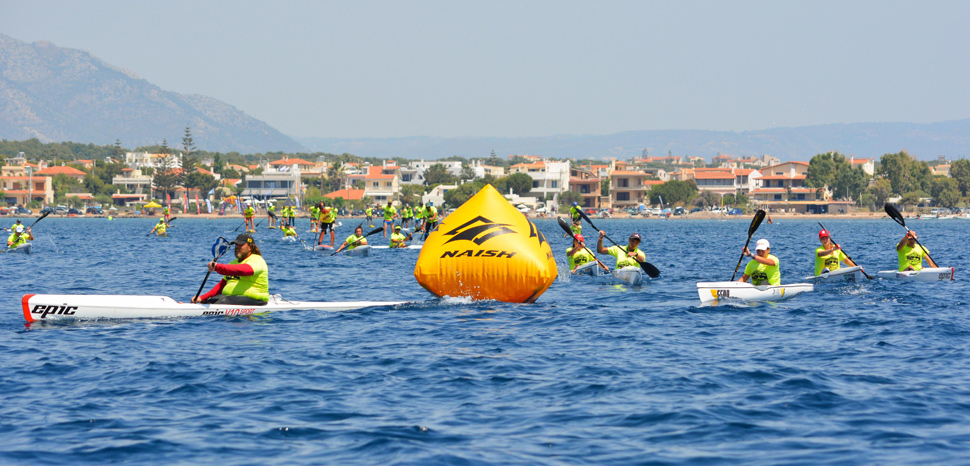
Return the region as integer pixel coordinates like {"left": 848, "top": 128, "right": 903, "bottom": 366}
{"left": 298, "top": 119, "right": 970, "bottom": 161}
{"left": 0, "top": 34, "right": 304, "bottom": 153}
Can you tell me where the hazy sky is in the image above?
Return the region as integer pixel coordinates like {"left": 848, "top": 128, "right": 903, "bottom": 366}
{"left": 3, "top": 0, "right": 969, "bottom": 139}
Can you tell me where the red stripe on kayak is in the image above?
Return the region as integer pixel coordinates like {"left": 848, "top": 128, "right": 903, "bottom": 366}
{"left": 22, "top": 294, "right": 35, "bottom": 322}
{"left": 952, "top": 267, "right": 955, "bottom": 281}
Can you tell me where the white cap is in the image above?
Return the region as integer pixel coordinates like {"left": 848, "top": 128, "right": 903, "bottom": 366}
{"left": 15, "top": 225, "right": 24, "bottom": 233}
{"left": 755, "top": 238, "right": 770, "bottom": 251}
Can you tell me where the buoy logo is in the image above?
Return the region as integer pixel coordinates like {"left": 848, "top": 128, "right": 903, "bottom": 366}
{"left": 443, "top": 216, "right": 517, "bottom": 246}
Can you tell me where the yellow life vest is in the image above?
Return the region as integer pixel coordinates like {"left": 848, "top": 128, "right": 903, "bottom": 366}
{"left": 221, "top": 254, "right": 269, "bottom": 302}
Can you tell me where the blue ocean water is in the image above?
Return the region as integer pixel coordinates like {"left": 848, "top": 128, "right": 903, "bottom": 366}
{"left": 2, "top": 216, "right": 970, "bottom": 465}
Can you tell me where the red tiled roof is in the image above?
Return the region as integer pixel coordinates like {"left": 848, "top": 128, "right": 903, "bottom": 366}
{"left": 270, "top": 158, "right": 314, "bottom": 166}
{"left": 366, "top": 166, "right": 394, "bottom": 180}
{"left": 750, "top": 188, "right": 816, "bottom": 193}
{"left": 323, "top": 188, "right": 365, "bottom": 200}
{"left": 222, "top": 178, "right": 242, "bottom": 186}
{"left": 35, "top": 166, "right": 87, "bottom": 176}
{"left": 851, "top": 159, "right": 871, "bottom": 164}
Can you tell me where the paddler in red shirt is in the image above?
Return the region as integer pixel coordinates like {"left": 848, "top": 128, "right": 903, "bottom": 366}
{"left": 192, "top": 233, "right": 269, "bottom": 305}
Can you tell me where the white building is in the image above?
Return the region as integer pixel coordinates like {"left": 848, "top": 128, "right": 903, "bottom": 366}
{"left": 508, "top": 160, "right": 570, "bottom": 202}
{"left": 402, "top": 160, "right": 464, "bottom": 185}
{"left": 421, "top": 184, "right": 458, "bottom": 208}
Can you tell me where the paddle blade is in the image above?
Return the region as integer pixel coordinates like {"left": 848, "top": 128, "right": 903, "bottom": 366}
{"left": 364, "top": 227, "right": 384, "bottom": 237}
{"left": 557, "top": 217, "right": 575, "bottom": 237}
{"left": 884, "top": 203, "right": 906, "bottom": 228}
{"left": 211, "top": 237, "right": 231, "bottom": 259}
{"left": 748, "top": 210, "right": 766, "bottom": 236}
{"left": 640, "top": 260, "right": 661, "bottom": 278}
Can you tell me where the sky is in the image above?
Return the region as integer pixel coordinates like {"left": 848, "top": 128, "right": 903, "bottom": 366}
{"left": 3, "top": 0, "right": 970, "bottom": 139}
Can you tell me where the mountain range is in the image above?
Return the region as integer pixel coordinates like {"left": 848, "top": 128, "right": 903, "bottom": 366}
{"left": 1, "top": 33, "right": 967, "bottom": 161}
{"left": 0, "top": 34, "right": 303, "bottom": 153}
{"left": 297, "top": 119, "right": 970, "bottom": 161}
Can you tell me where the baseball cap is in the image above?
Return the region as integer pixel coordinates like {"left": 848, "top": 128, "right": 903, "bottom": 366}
{"left": 235, "top": 233, "right": 255, "bottom": 245}
{"left": 574, "top": 234, "right": 585, "bottom": 243}
{"left": 755, "top": 238, "right": 770, "bottom": 251}
{"left": 629, "top": 233, "right": 641, "bottom": 241}
{"left": 15, "top": 225, "right": 24, "bottom": 233}
{"left": 394, "top": 225, "right": 401, "bottom": 230}
{"left": 819, "top": 229, "right": 830, "bottom": 239}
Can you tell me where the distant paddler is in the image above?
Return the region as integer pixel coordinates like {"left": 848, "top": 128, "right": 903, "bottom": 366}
{"left": 815, "top": 229, "right": 858, "bottom": 275}
{"left": 739, "top": 238, "right": 780, "bottom": 285}
{"left": 309, "top": 203, "right": 321, "bottom": 233}
{"left": 596, "top": 231, "right": 645, "bottom": 269}
{"left": 569, "top": 202, "right": 583, "bottom": 223}
{"left": 192, "top": 233, "right": 269, "bottom": 306}
{"left": 896, "top": 230, "right": 937, "bottom": 271}
{"left": 6, "top": 224, "right": 33, "bottom": 248}
{"left": 6, "top": 219, "right": 23, "bottom": 232}
{"left": 163, "top": 206, "right": 171, "bottom": 224}
{"left": 564, "top": 217, "right": 582, "bottom": 238}
{"left": 267, "top": 203, "right": 278, "bottom": 228}
{"left": 389, "top": 225, "right": 409, "bottom": 248}
{"left": 317, "top": 203, "right": 338, "bottom": 247}
{"left": 413, "top": 202, "right": 426, "bottom": 232}
{"left": 381, "top": 200, "right": 398, "bottom": 239}
{"left": 334, "top": 225, "right": 369, "bottom": 254}
{"left": 281, "top": 224, "right": 298, "bottom": 238}
{"left": 150, "top": 218, "right": 168, "bottom": 237}
{"left": 423, "top": 202, "right": 439, "bottom": 240}
{"left": 401, "top": 203, "right": 414, "bottom": 229}
{"left": 365, "top": 206, "right": 375, "bottom": 228}
{"left": 567, "top": 234, "right": 607, "bottom": 273}
{"left": 244, "top": 203, "right": 256, "bottom": 232}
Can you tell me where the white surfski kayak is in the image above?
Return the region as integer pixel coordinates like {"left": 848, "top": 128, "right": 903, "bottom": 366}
{"left": 5, "top": 243, "right": 31, "bottom": 254}
{"left": 343, "top": 245, "right": 371, "bottom": 257}
{"left": 876, "top": 267, "right": 954, "bottom": 282}
{"left": 696, "top": 281, "right": 813, "bottom": 303}
{"left": 612, "top": 266, "right": 645, "bottom": 286}
{"left": 21, "top": 294, "right": 408, "bottom": 322}
{"left": 371, "top": 245, "right": 423, "bottom": 250}
{"left": 281, "top": 236, "right": 297, "bottom": 242}
{"left": 803, "top": 266, "right": 866, "bottom": 283}
{"left": 572, "top": 261, "right": 607, "bottom": 276}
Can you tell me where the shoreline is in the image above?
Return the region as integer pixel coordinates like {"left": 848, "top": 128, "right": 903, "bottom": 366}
{"left": 6, "top": 211, "right": 903, "bottom": 220}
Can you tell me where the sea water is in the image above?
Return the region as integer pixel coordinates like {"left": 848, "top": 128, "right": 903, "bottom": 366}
{"left": 2, "top": 217, "right": 969, "bottom": 465}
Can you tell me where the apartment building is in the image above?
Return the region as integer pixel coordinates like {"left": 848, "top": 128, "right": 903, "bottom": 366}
{"left": 509, "top": 160, "right": 569, "bottom": 202}
{"left": 610, "top": 170, "right": 663, "bottom": 209}
{"left": 748, "top": 161, "right": 831, "bottom": 213}
{"left": 568, "top": 166, "right": 601, "bottom": 209}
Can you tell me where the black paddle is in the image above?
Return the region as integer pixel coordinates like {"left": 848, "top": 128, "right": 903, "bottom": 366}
{"left": 1, "top": 211, "right": 49, "bottom": 254}
{"left": 731, "top": 209, "right": 766, "bottom": 281}
{"left": 331, "top": 227, "right": 383, "bottom": 256}
{"left": 884, "top": 203, "right": 939, "bottom": 267}
{"left": 146, "top": 217, "right": 178, "bottom": 236}
{"left": 193, "top": 237, "right": 233, "bottom": 302}
{"left": 557, "top": 217, "right": 610, "bottom": 273}
{"left": 575, "top": 210, "right": 661, "bottom": 278}
{"left": 818, "top": 221, "right": 874, "bottom": 279}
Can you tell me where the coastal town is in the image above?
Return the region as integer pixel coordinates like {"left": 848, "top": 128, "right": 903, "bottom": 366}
{"left": 0, "top": 146, "right": 964, "bottom": 218}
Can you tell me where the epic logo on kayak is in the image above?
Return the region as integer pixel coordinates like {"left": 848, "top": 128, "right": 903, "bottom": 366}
{"left": 31, "top": 304, "right": 78, "bottom": 319}
{"left": 202, "top": 308, "right": 256, "bottom": 316}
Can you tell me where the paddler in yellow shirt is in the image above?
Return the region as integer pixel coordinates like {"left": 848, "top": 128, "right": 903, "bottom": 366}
{"left": 567, "top": 234, "right": 607, "bottom": 273}
{"left": 192, "top": 233, "right": 269, "bottom": 306}
{"left": 281, "top": 224, "right": 297, "bottom": 238}
{"left": 739, "top": 238, "right": 780, "bottom": 285}
{"left": 317, "top": 204, "right": 338, "bottom": 247}
{"left": 334, "top": 225, "right": 368, "bottom": 254}
{"left": 6, "top": 224, "right": 33, "bottom": 248}
{"left": 243, "top": 203, "right": 256, "bottom": 232}
{"left": 381, "top": 200, "right": 398, "bottom": 239}
{"left": 896, "top": 230, "right": 937, "bottom": 271}
{"left": 365, "top": 206, "right": 375, "bottom": 228}
{"left": 597, "top": 231, "right": 645, "bottom": 269}
{"left": 389, "top": 225, "right": 410, "bottom": 248}
{"left": 815, "top": 229, "right": 857, "bottom": 275}
{"left": 150, "top": 218, "right": 168, "bottom": 237}
{"left": 267, "top": 203, "right": 277, "bottom": 228}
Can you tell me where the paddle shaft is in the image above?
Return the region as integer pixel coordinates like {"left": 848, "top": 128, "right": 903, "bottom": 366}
{"left": 193, "top": 245, "right": 233, "bottom": 302}
{"left": 576, "top": 211, "right": 660, "bottom": 277}
{"left": 731, "top": 210, "right": 766, "bottom": 281}
{"left": 558, "top": 218, "right": 609, "bottom": 272}
{"left": 885, "top": 204, "right": 938, "bottom": 266}
{"left": 818, "top": 222, "right": 873, "bottom": 279}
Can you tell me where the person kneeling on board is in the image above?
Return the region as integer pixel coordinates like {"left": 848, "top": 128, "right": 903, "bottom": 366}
{"left": 896, "top": 230, "right": 936, "bottom": 271}
{"left": 150, "top": 218, "right": 168, "bottom": 237}
{"left": 333, "top": 225, "right": 369, "bottom": 254}
{"left": 815, "top": 229, "right": 857, "bottom": 275}
{"left": 192, "top": 233, "right": 269, "bottom": 306}
{"left": 597, "top": 231, "right": 645, "bottom": 269}
{"left": 389, "top": 225, "right": 409, "bottom": 248}
{"left": 739, "top": 238, "right": 780, "bottom": 285}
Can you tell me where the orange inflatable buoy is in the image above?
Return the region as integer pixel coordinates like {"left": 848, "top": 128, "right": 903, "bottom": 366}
{"left": 414, "top": 184, "right": 557, "bottom": 303}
